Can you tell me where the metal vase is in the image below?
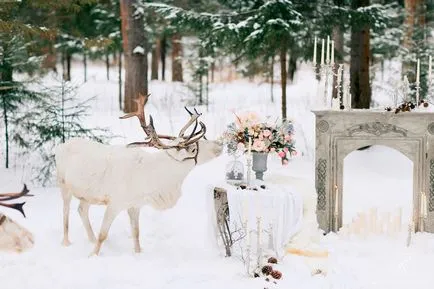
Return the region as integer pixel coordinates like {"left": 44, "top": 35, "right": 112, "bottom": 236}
{"left": 252, "top": 152, "right": 268, "bottom": 180}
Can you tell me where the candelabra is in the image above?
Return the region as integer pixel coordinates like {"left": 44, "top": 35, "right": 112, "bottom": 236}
{"left": 313, "top": 61, "right": 351, "bottom": 110}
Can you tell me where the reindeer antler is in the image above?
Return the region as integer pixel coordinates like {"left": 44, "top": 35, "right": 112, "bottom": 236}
{"left": 120, "top": 93, "right": 207, "bottom": 149}
{"left": 0, "top": 184, "right": 32, "bottom": 217}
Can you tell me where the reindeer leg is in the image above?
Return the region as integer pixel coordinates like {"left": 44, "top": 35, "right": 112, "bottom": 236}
{"left": 78, "top": 200, "right": 96, "bottom": 243}
{"left": 61, "top": 190, "right": 72, "bottom": 246}
{"left": 89, "top": 206, "right": 119, "bottom": 257}
{"left": 127, "top": 207, "right": 141, "bottom": 253}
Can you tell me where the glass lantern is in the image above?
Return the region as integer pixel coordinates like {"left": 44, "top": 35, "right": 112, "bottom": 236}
{"left": 225, "top": 151, "right": 244, "bottom": 185}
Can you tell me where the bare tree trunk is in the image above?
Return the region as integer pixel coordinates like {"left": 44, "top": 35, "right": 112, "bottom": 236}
{"left": 280, "top": 46, "right": 287, "bottom": 120}
{"left": 83, "top": 51, "right": 87, "bottom": 82}
{"left": 61, "top": 49, "right": 66, "bottom": 80}
{"left": 120, "top": 0, "right": 148, "bottom": 113}
{"left": 151, "top": 39, "right": 160, "bottom": 80}
{"left": 350, "top": 0, "right": 371, "bottom": 109}
{"left": 118, "top": 50, "right": 122, "bottom": 111}
{"left": 65, "top": 52, "right": 72, "bottom": 81}
{"left": 403, "top": 0, "right": 425, "bottom": 79}
{"left": 171, "top": 33, "right": 183, "bottom": 82}
{"left": 0, "top": 62, "right": 12, "bottom": 168}
{"left": 160, "top": 36, "right": 166, "bottom": 81}
{"left": 105, "top": 51, "right": 110, "bottom": 80}
{"left": 210, "top": 62, "right": 215, "bottom": 83}
{"left": 287, "top": 54, "right": 296, "bottom": 83}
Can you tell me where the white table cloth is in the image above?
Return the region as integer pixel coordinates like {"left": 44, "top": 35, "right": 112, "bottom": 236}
{"left": 225, "top": 182, "right": 303, "bottom": 256}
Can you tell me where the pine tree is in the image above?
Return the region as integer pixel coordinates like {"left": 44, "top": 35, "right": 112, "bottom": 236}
{"left": 14, "top": 78, "right": 106, "bottom": 185}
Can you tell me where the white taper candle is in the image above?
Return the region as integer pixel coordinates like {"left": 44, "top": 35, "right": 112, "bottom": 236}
{"left": 326, "top": 36, "right": 330, "bottom": 64}
{"left": 313, "top": 37, "right": 317, "bottom": 65}
{"left": 321, "top": 39, "right": 324, "bottom": 65}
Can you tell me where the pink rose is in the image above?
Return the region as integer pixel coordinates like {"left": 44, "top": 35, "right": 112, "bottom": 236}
{"left": 263, "top": 129, "right": 272, "bottom": 137}
{"left": 284, "top": 134, "right": 291, "bottom": 141}
{"left": 278, "top": 151, "right": 286, "bottom": 158}
{"left": 282, "top": 159, "right": 289, "bottom": 165}
{"left": 252, "top": 140, "right": 266, "bottom": 152}
{"left": 291, "top": 150, "right": 298, "bottom": 156}
{"left": 283, "top": 147, "right": 289, "bottom": 153}
{"left": 270, "top": 147, "right": 276, "bottom": 152}
{"left": 258, "top": 133, "right": 264, "bottom": 140}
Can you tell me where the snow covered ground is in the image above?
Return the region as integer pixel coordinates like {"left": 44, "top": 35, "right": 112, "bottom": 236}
{"left": 1, "top": 61, "right": 434, "bottom": 289}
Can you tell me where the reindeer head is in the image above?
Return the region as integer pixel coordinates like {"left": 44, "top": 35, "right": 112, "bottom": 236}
{"left": 120, "top": 94, "right": 223, "bottom": 164}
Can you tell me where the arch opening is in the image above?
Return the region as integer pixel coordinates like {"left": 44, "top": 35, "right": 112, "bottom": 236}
{"left": 342, "top": 145, "right": 413, "bottom": 234}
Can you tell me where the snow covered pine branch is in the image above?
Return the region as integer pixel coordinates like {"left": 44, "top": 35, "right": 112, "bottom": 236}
{"left": 55, "top": 93, "right": 223, "bottom": 256}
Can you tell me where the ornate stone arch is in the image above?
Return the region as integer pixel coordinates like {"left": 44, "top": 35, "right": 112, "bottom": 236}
{"left": 313, "top": 110, "right": 434, "bottom": 233}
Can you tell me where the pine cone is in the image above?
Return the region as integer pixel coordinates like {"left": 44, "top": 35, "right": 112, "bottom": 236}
{"left": 424, "top": 102, "right": 429, "bottom": 107}
{"left": 271, "top": 270, "right": 282, "bottom": 280}
{"left": 267, "top": 257, "right": 278, "bottom": 264}
{"left": 261, "top": 265, "right": 273, "bottom": 275}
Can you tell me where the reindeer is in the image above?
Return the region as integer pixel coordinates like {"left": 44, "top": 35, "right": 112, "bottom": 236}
{"left": 0, "top": 184, "right": 34, "bottom": 252}
{"left": 55, "top": 94, "right": 223, "bottom": 256}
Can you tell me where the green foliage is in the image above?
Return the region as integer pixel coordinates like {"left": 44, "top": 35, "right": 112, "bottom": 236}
{"left": 14, "top": 78, "right": 108, "bottom": 186}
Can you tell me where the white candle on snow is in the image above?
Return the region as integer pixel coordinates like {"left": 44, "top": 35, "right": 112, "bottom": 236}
{"left": 331, "top": 40, "right": 335, "bottom": 66}
{"left": 326, "top": 36, "right": 330, "bottom": 64}
{"left": 313, "top": 37, "right": 317, "bottom": 65}
{"left": 321, "top": 38, "right": 325, "bottom": 65}
{"left": 416, "top": 58, "right": 420, "bottom": 84}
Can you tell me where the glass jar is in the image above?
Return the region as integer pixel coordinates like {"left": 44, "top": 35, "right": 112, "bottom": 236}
{"left": 225, "top": 152, "right": 244, "bottom": 185}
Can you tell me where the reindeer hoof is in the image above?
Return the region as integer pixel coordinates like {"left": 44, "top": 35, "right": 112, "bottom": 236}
{"left": 88, "top": 252, "right": 98, "bottom": 258}
{"left": 62, "top": 239, "right": 71, "bottom": 246}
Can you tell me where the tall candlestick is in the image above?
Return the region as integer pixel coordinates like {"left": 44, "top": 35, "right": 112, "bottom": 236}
{"left": 331, "top": 40, "right": 335, "bottom": 66}
{"left": 326, "top": 36, "right": 330, "bottom": 64}
{"left": 320, "top": 38, "right": 324, "bottom": 65}
{"left": 313, "top": 37, "right": 317, "bottom": 65}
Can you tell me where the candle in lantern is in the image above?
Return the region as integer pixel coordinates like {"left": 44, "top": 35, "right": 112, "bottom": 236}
{"left": 326, "top": 36, "right": 330, "bottom": 64}
{"left": 321, "top": 38, "right": 325, "bottom": 65}
{"left": 331, "top": 40, "right": 335, "bottom": 66}
{"left": 313, "top": 36, "right": 317, "bottom": 65}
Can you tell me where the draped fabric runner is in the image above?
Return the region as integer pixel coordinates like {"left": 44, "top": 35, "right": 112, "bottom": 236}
{"left": 226, "top": 183, "right": 304, "bottom": 256}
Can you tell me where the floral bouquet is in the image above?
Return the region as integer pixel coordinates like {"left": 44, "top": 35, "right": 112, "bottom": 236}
{"left": 223, "top": 111, "right": 297, "bottom": 164}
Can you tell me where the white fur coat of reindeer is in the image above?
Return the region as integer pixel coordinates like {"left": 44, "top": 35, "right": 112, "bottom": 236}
{"left": 55, "top": 94, "right": 222, "bottom": 256}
